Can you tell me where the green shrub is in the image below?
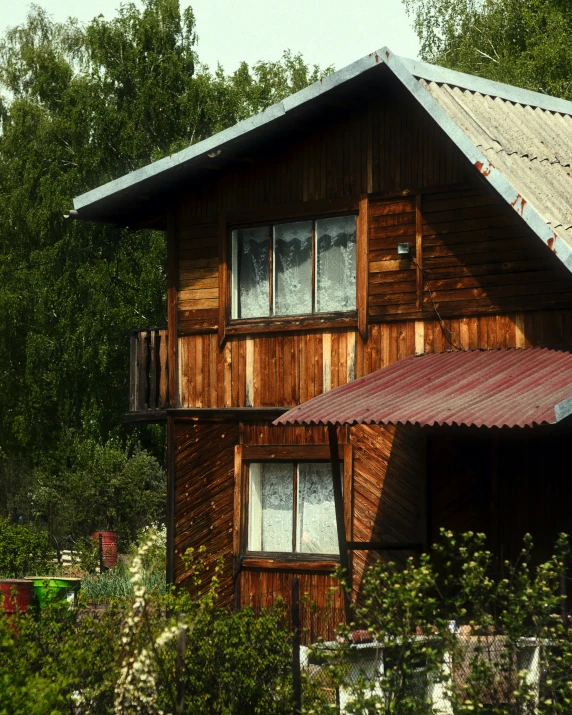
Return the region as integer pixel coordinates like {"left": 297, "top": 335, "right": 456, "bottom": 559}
{"left": 321, "top": 531, "right": 572, "bottom": 715}
{"left": 31, "top": 437, "right": 166, "bottom": 549}
{"left": 0, "top": 517, "right": 54, "bottom": 578}
{"left": 0, "top": 538, "right": 292, "bottom": 715}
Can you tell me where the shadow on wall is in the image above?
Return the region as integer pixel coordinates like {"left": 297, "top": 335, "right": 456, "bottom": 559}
{"left": 350, "top": 423, "right": 423, "bottom": 606}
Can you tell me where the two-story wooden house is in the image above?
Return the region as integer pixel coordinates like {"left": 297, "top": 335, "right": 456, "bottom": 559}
{"left": 71, "top": 49, "right": 572, "bottom": 625}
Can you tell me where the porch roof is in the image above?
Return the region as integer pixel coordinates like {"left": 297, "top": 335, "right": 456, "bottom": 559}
{"left": 273, "top": 348, "right": 572, "bottom": 429}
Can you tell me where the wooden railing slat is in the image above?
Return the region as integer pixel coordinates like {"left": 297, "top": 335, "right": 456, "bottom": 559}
{"left": 130, "top": 331, "right": 138, "bottom": 412}
{"left": 129, "top": 327, "right": 169, "bottom": 413}
{"left": 149, "top": 330, "right": 157, "bottom": 410}
{"left": 159, "top": 328, "right": 169, "bottom": 409}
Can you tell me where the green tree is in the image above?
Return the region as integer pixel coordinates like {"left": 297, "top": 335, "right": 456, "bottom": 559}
{"left": 403, "top": 0, "right": 572, "bottom": 98}
{"left": 0, "top": 0, "right": 330, "bottom": 535}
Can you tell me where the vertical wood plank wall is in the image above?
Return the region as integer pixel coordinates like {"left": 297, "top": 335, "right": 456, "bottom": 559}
{"left": 177, "top": 310, "right": 572, "bottom": 408}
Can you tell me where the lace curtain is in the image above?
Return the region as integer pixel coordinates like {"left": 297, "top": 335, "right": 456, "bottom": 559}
{"left": 231, "top": 227, "right": 270, "bottom": 319}
{"left": 273, "top": 221, "right": 312, "bottom": 316}
{"left": 297, "top": 463, "right": 338, "bottom": 554}
{"left": 248, "top": 463, "right": 293, "bottom": 552}
{"left": 248, "top": 462, "right": 338, "bottom": 555}
{"left": 316, "top": 215, "right": 356, "bottom": 313}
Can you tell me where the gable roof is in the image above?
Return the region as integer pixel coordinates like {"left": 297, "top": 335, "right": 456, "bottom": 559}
{"left": 72, "top": 48, "right": 572, "bottom": 273}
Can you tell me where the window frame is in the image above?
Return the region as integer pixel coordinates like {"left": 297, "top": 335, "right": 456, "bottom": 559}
{"left": 218, "top": 198, "right": 368, "bottom": 342}
{"left": 233, "top": 444, "right": 353, "bottom": 568}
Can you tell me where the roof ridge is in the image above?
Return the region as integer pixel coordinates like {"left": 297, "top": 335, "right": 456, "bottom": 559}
{"left": 396, "top": 56, "right": 572, "bottom": 116}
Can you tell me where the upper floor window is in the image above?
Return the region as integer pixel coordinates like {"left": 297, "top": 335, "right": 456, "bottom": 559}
{"left": 231, "top": 215, "right": 356, "bottom": 320}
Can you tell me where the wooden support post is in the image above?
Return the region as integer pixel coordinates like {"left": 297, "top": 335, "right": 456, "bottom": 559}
{"left": 328, "top": 423, "right": 351, "bottom": 622}
{"left": 415, "top": 193, "right": 423, "bottom": 311}
{"left": 167, "top": 209, "right": 178, "bottom": 407}
{"left": 167, "top": 415, "right": 175, "bottom": 585}
{"left": 491, "top": 437, "right": 500, "bottom": 575}
{"left": 426, "top": 436, "right": 433, "bottom": 550}
{"left": 292, "top": 578, "right": 302, "bottom": 715}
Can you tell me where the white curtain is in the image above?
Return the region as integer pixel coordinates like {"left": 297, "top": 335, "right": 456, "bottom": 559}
{"left": 232, "top": 227, "right": 270, "bottom": 319}
{"left": 316, "top": 215, "right": 356, "bottom": 313}
{"left": 248, "top": 463, "right": 293, "bottom": 552}
{"left": 296, "top": 463, "right": 339, "bottom": 554}
{"left": 273, "top": 221, "right": 312, "bottom": 316}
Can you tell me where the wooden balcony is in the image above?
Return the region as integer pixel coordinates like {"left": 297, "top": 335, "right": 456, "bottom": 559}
{"left": 129, "top": 328, "right": 169, "bottom": 415}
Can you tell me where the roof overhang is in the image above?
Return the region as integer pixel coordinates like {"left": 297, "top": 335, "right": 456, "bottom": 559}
{"left": 274, "top": 348, "right": 572, "bottom": 429}
{"left": 71, "top": 48, "right": 572, "bottom": 274}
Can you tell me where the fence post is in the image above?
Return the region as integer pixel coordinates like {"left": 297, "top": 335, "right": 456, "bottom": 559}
{"left": 292, "top": 578, "right": 302, "bottom": 715}
{"left": 176, "top": 616, "right": 187, "bottom": 715}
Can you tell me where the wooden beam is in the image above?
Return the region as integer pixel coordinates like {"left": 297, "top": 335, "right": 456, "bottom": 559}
{"left": 357, "top": 196, "right": 369, "bottom": 340}
{"left": 167, "top": 209, "right": 178, "bottom": 407}
{"left": 164, "top": 407, "right": 289, "bottom": 422}
{"left": 124, "top": 410, "right": 167, "bottom": 423}
{"left": 416, "top": 193, "right": 423, "bottom": 310}
{"left": 328, "top": 423, "right": 351, "bottom": 620}
{"left": 347, "top": 542, "right": 423, "bottom": 551}
{"left": 166, "top": 415, "right": 175, "bottom": 585}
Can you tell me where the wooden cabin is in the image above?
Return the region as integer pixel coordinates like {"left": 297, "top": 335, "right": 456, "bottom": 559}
{"left": 72, "top": 48, "right": 572, "bottom": 628}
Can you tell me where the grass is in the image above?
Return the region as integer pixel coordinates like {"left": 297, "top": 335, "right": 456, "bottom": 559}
{"left": 81, "top": 564, "right": 165, "bottom": 603}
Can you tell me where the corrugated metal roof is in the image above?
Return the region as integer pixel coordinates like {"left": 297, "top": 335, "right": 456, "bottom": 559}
{"left": 274, "top": 348, "right": 572, "bottom": 429}
{"left": 420, "top": 80, "right": 572, "bottom": 242}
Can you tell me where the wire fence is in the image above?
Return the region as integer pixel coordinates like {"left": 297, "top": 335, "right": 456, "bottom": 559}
{"left": 244, "top": 579, "right": 556, "bottom": 714}
{"left": 301, "top": 632, "right": 548, "bottom": 713}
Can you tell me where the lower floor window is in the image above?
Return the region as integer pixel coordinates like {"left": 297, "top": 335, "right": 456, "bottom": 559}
{"left": 247, "top": 462, "right": 339, "bottom": 555}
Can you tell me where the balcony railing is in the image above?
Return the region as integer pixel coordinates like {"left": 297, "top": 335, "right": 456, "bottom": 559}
{"left": 129, "top": 328, "right": 169, "bottom": 413}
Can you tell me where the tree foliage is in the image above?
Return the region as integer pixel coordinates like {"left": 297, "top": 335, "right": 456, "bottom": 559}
{"left": 0, "top": 0, "right": 329, "bottom": 537}
{"left": 403, "top": 0, "right": 572, "bottom": 98}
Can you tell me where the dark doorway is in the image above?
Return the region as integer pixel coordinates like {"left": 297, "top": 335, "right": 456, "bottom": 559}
{"left": 428, "top": 428, "right": 572, "bottom": 567}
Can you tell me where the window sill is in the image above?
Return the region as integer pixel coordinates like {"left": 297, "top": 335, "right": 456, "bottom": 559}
{"left": 225, "top": 311, "right": 358, "bottom": 336}
{"left": 242, "top": 554, "right": 340, "bottom": 573}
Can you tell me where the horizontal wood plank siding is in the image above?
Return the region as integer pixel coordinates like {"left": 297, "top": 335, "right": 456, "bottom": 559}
{"left": 175, "top": 87, "right": 476, "bottom": 333}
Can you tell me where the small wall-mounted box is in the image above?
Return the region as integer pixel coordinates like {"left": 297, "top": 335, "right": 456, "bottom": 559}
{"left": 397, "top": 242, "right": 411, "bottom": 256}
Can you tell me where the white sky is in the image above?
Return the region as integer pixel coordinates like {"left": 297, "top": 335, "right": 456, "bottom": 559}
{"left": 3, "top": 0, "right": 420, "bottom": 73}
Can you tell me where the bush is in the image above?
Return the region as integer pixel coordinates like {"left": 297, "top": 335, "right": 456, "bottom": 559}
{"left": 0, "top": 538, "right": 292, "bottom": 715}
{"left": 0, "top": 517, "right": 54, "bottom": 577}
{"left": 31, "top": 437, "right": 166, "bottom": 549}
{"left": 318, "top": 530, "right": 572, "bottom": 714}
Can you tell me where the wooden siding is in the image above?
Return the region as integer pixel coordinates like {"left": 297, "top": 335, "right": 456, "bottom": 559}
{"left": 174, "top": 421, "right": 239, "bottom": 606}
{"left": 175, "top": 86, "right": 572, "bottom": 335}
{"left": 175, "top": 85, "right": 474, "bottom": 332}
{"left": 369, "top": 186, "right": 572, "bottom": 320}
{"left": 350, "top": 424, "right": 423, "bottom": 602}
{"left": 177, "top": 309, "right": 572, "bottom": 408}
{"left": 239, "top": 569, "right": 345, "bottom": 643}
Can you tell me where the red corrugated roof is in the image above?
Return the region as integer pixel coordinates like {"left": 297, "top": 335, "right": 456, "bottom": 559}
{"left": 274, "top": 349, "right": 572, "bottom": 429}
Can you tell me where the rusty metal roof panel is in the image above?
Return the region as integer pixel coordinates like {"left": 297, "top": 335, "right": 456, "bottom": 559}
{"left": 419, "top": 80, "right": 572, "bottom": 243}
{"left": 274, "top": 349, "right": 572, "bottom": 429}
